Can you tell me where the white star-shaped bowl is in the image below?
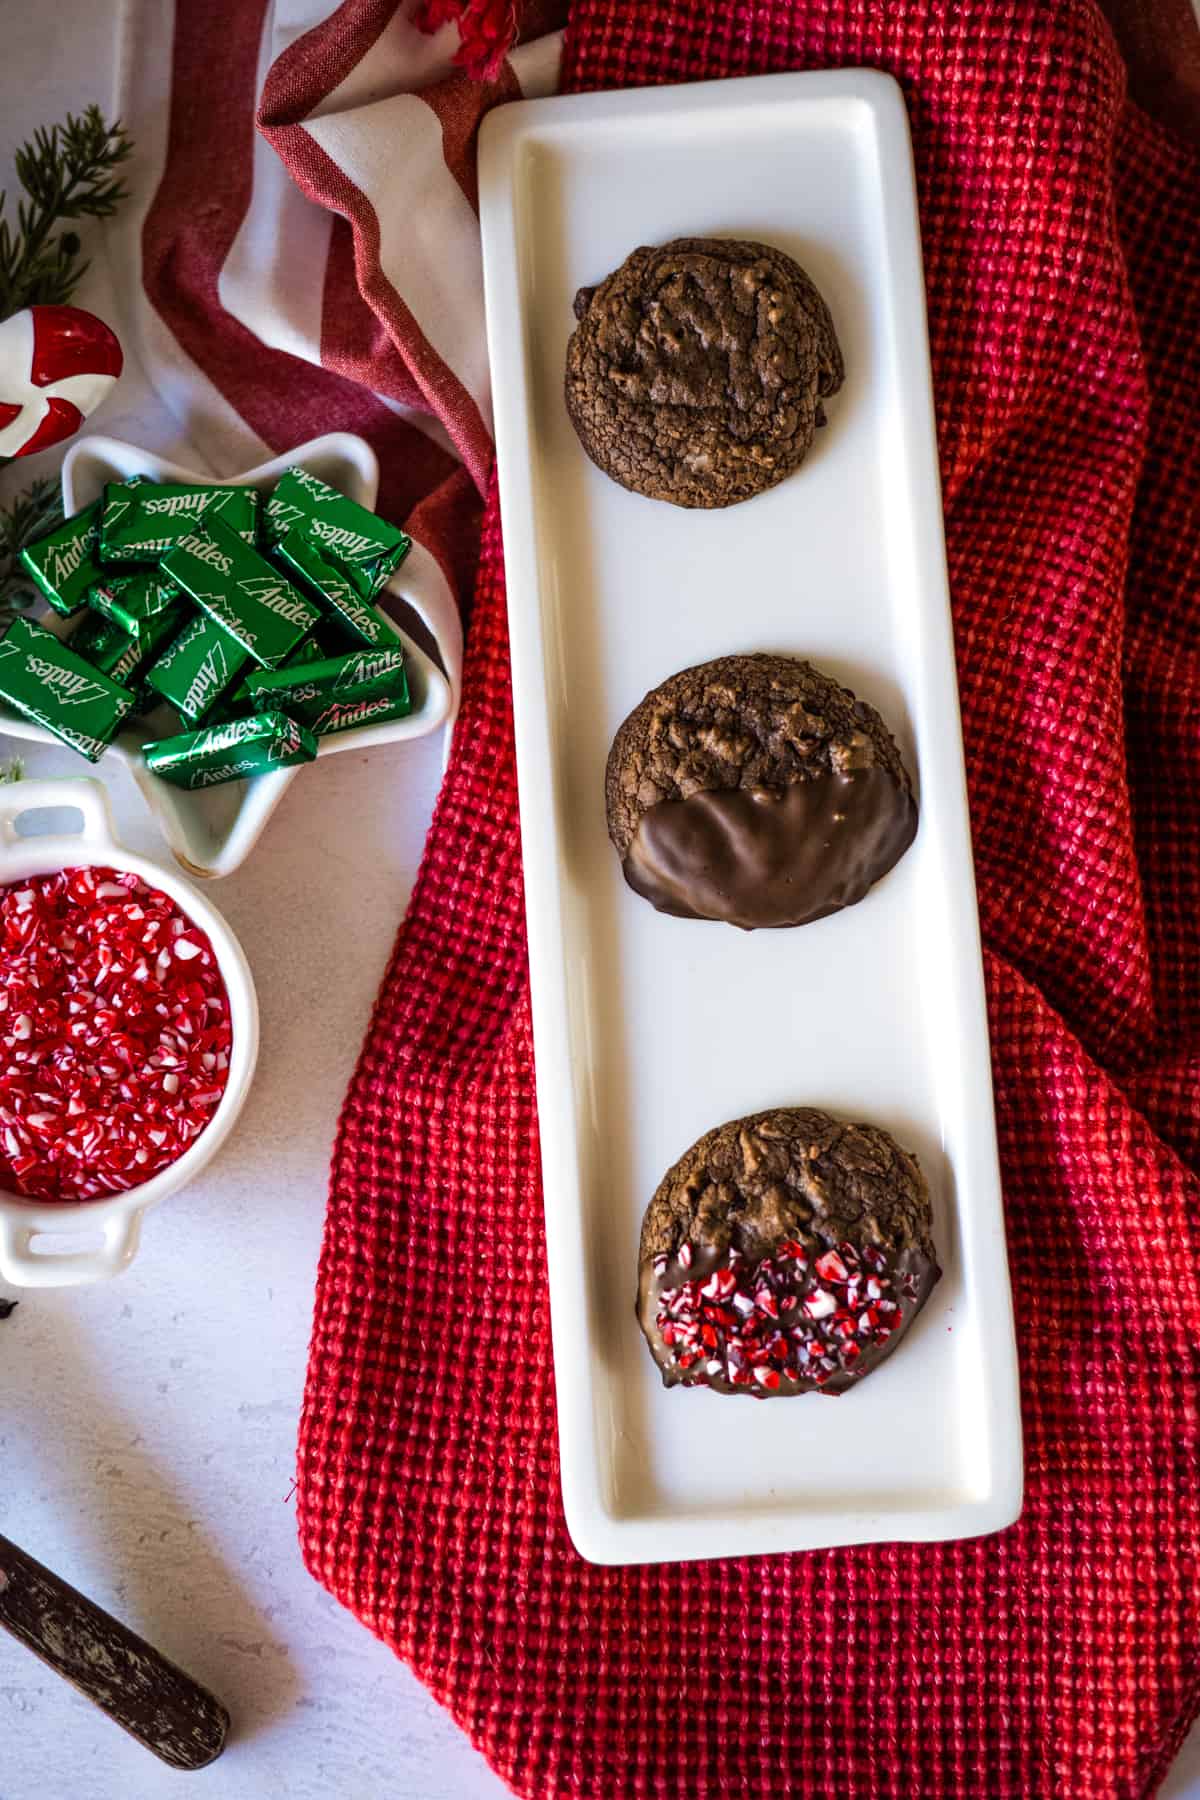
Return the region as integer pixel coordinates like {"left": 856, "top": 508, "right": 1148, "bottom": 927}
{"left": 0, "top": 434, "right": 456, "bottom": 877}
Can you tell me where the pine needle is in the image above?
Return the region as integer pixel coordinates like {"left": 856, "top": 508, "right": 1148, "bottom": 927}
{"left": 0, "top": 476, "right": 62, "bottom": 623}
{"left": 0, "top": 105, "right": 134, "bottom": 314}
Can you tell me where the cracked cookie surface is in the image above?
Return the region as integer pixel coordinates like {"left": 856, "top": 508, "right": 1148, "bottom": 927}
{"left": 565, "top": 237, "right": 844, "bottom": 508}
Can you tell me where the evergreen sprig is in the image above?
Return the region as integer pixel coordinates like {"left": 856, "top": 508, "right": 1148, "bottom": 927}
{"left": 0, "top": 476, "right": 62, "bottom": 621}
{"left": 0, "top": 105, "right": 133, "bottom": 314}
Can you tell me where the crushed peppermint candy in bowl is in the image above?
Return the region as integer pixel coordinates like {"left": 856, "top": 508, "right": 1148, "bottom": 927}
{"left": 0, "top": 867, "right": 232, "bottom": 1201}
{"left": 0, "top": 778, "right": 258, "bottom": 1288}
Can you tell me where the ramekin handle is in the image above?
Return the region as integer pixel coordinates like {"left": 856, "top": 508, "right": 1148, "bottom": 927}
{"left": 0, "top": 776, "right": 117, "bottom": 854}
{"left": 0, "top": 1206, "right": 143, "bottom": 1289}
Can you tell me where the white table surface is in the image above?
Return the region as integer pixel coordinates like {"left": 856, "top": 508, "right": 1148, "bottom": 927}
{"left": 1, "top": 6, "right": 1196, "bottom": 1796}
{"left": 0, "top": 736, "right": 511, "bottom": 1800}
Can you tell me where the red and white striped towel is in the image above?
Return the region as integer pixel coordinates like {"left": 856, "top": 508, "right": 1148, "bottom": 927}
{"left": 100, "top": 0, "right": 562, "bottom": 710}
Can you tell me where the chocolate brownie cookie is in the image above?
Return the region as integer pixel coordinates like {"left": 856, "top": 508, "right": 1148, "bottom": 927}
{"left": 606, "top": 654, "right": 917, "bottom": 929}
{"left": 637, "top": 1107, "right": 939, "bottom": 1397}
{"left": 565, "top": 238, "right": 844, "bottom": 508}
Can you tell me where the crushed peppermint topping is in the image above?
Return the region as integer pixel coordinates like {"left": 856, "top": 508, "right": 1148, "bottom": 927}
{"left": 654, "top": 1237, "right": 911, "bottom": 1394}
{"left": 0, "top": 867, "right": 232, "bottom": 1202}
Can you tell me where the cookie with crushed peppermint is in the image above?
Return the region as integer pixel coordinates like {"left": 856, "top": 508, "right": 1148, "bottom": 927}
{"left": 637, "top": 1107, "right": 939, "bottom": 1397}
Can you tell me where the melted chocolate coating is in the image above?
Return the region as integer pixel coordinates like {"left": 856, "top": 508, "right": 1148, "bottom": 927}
{"left": 623, "top": 768, "right": 917, "bottom": 930}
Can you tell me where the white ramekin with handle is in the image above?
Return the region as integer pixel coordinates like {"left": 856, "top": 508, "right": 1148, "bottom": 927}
{"left": 0, "top": 778, "right": 259, "bottom": 1288}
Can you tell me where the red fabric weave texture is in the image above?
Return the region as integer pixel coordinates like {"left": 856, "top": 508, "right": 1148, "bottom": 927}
{"left": 297, "top": 2, "right": 1200, "bottom": 1794}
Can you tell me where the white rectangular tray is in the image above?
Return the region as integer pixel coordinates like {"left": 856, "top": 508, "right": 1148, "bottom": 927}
{"left": 479, "top": 68, "right": 1022, "bottom": 1565}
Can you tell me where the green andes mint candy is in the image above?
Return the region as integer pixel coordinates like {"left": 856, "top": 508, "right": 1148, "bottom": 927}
{"left": 162, "top": 516, "right": 320, "bottom": 668}
{"left": 271, "top": 528, "right": 404, "bottom": 649}
{"left": 0, "top": 615, "right": 134, "bottom": 761}
{"left": 143, "top": 612, "right": 250, "bottom": 726}
{"left": 100, "top": 480, "right": 259, "bottom": 565}
{"left": 263, "top": 467, "right": 409, "bottom": 601}
{"left": 143, "top": 710, "right": 318, "bottom": 789}
{"left": 18, "top": 501, "right": 105, "bottom": 617}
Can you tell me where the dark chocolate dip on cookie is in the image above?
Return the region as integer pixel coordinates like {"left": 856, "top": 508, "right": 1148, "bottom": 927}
{"left": 624, "top": 767, "right": 917, "bottom": 930}
{"left": 606, "top": 653, "right": 918, "bottom": 931}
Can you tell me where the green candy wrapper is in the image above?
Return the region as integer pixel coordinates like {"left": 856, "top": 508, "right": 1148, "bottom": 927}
{"left": 286, "top": 635, "right": 327, "bottom": 667}
{"left": 272, "top": 529, "right": 403, "bottom": 650}
{"left": 100, "top": 480, "right": 259, "bottom": 564}
{"left": 143, "top": 612, "right": 250, "bottom": 725}
{"left": 69, "top": 606, "right": 181, "bottom": 703}
{"left": 88, "top": 569, "right": 183, "bottom": 639}
{"left": 143, "top": 710, "right": 318, "bottom": 789}
{"left": 68, "top": 614, "right": 145, "bottom": 688}
{"left": 263, "top": 467, "right": 410, "bottom": 600}
{"left": 240, "top": 647, "right": 410, "bottom": 734}
{"left": 0, "top": 616, "right": 134, "bottom": 761}
{"left": 162, "top": 516, "right": 320, "bottom": 667}
{"left": 17, "top": 501, "right": 105, "bottom": 617}
{"left": 211, "top": 634, "right": 328, "bottom": 721}
{"left": 298, "top": 691, "right": 414, "bottom": 737}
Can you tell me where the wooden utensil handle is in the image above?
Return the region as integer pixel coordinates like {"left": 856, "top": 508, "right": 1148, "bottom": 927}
{"left": 0, "top": 1533, "right": 229, "bottom": 1770}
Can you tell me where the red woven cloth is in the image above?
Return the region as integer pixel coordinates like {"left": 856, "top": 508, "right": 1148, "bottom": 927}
{"left": 297, "top": 3, "right": 1200, "bottom": 1794}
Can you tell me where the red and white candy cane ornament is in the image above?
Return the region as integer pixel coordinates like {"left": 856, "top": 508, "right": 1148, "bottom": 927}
{"left": 0, "top": 304, "right": 123, "bottom": 459}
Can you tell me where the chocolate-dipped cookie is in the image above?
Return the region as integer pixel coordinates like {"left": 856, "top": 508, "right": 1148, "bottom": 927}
{"left": 565, "top": 238, "right": 843, "bottom": 508}
{"left": 638, "top": 1107, "right": 939, "bottom": 1398}
{"left": 606, "top": 653, "right": 917, "bottom": 929}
